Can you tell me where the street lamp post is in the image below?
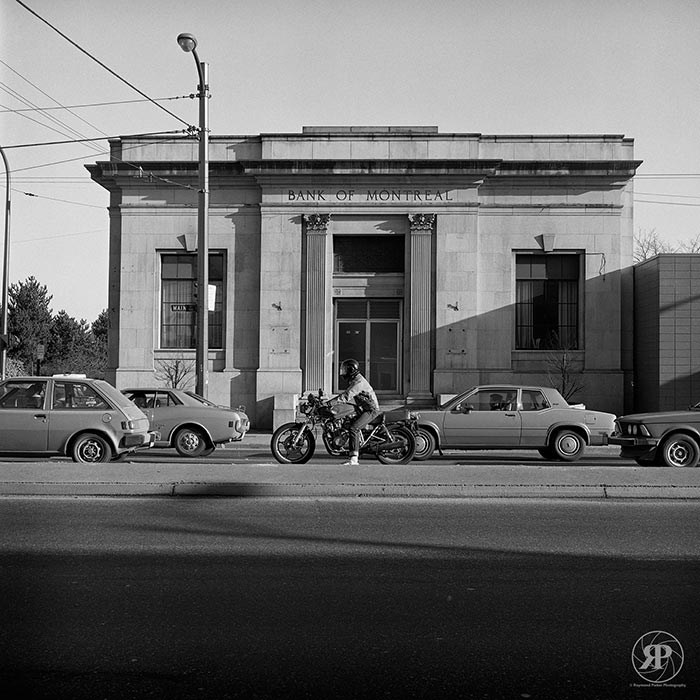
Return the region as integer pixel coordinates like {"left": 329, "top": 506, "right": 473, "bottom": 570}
{"left": 0, "top": 145, "right": 11, "bottom": 380}
{"left": 177, "top": 33, "right": 209, "bottom": 397}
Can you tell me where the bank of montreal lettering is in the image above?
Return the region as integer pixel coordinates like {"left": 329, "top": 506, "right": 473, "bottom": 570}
{"left": 288, "top": 188, "right": 453, "bottom": 202}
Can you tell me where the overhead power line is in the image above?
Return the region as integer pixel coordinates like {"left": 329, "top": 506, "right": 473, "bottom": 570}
{"left": 12, "top": 189, "right": 105, "bottom": 208}
{"left": 15, "top": 0, "right": 192, "bottom": 129}
{"left": 3, "top": 129, "right": 187, "bottom": 149}
{"left": 1, "top": 59, "right": 108, "bottom": 149}
{"left": 0, "top": 95, "right": 192, "bottom": 113}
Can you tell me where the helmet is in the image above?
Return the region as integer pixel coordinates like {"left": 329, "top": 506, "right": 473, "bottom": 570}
{"left": 339, "top": 358, "right": 360, "bottom": 380}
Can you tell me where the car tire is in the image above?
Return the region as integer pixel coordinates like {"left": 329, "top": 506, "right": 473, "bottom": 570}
{"left": 660, "top": 433, "right": 700, "bottom": 468}
{"left": 174, "top": 427, "right": 210, "bottom": 457}
{"left": 550, "top": 429, "right": 585, "bottom": 462}
{"left": 71, "top": 433, "right": 113, "bottom": 464}
{"left": 413, "top": 427, "right": 437, "bottom": 461}
{"left": 538, "top": 447, "right": 556, "bottom": 460}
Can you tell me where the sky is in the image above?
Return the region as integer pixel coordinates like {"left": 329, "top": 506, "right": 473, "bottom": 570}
{"left": 2, "top": 0, "right": 700, "bottom": 322}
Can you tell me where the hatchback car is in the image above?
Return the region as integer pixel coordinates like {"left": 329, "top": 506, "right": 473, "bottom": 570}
{"left": 0, "top": 375, "right": 155, "bottom": 463}
{"left": 610, "top": 406, "right": 700, "bottom": 467}
{"left": 122, "top": 388, "right": 249, "bottom": 457}
{"left": 411, "top": 384, "right": 615, "bottom": 461}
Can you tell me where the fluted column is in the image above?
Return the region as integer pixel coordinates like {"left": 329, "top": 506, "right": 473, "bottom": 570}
{"left": 304, "top": 213, "right": 331, "bottom": 391}
{"left": 408, "top": 213, "right": 434, "bottom": 401}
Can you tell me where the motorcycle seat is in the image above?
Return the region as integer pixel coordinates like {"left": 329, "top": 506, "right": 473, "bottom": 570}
{"left": 368, "top": 413, "right": 385, "bottom": 427}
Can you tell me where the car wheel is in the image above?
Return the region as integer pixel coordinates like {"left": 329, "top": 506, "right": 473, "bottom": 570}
{"left": 71, "top": 433, "right": 113, "bottom": 464}
{"left": 660, "top": 433, "right": 700, "bottom": 468}
{"left": 174, "top": 427, "right": 209, "bottom": 457}
{"left": 550, "top": 429, "right": 585, "bottom": 462}
{"left": 413, "top": 427, "right": 436, "bottom": 461}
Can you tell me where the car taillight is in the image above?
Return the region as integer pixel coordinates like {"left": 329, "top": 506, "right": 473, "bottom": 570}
{"left": 121, "top": 420, "right": 135, "bottom": 430}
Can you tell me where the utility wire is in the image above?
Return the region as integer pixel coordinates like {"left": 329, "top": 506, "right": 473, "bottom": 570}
{"left": 0, "top": 95, "right": 193, "bottom": 112}
{"left": 15, "top": 0, "right": 192, "bottom": 129}
{"left": 3, "top": 129, "right": 187, "bottom": 149}
{"left": 12, "top": 189, "right": 105, "bottom": 208}
{"left": 1, "top": 59, "right": 109, "bottom": 146}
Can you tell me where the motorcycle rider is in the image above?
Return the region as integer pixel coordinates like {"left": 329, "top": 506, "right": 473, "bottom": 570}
{"left": 335, "top": 358, "right": 380, "bottom": 466}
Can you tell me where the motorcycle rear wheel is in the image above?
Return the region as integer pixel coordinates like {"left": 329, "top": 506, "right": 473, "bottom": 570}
{"left": 270, "top": 423, "right": 316, "bottom": 464}
{"left": 377, "top": 426, "right": 416, "bottom": 465}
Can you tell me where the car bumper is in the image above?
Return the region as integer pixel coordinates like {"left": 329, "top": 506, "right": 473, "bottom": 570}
{"left": 608, "top": 435, "right": 659, "bottom": 458}
{"left": 121, "top": 431, "right": 158, "bottom": 450}
{"left": 589, "top": 433, "right": 611, "bottom": 446}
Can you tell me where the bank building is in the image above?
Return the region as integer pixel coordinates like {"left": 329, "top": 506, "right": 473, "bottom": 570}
{"left": 88, "top": 127, "right": 640, "bottom": 428}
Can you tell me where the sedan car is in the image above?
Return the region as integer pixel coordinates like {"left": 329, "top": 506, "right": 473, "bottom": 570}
{"left": 122, "top": 388, "right": 249, "bottom": 457}
{"left": 0, "top": 374, "right": 155, "bottom": 463}
{"left": 411, "top": 385, "right": 615, "bottom": 461}
{"left": 609, "top": 405, "right": 700, "bottom": 467}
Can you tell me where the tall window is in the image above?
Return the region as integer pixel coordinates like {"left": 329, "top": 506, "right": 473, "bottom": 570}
{"left": 516, "top": 254, "right": 579, "bottom": 349}
{"left": 160, "top": 253, "right": 224, "bottom": 349}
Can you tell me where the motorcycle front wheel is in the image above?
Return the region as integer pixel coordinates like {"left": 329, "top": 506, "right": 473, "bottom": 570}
{"left": 270, "top": 423, "right": 316, "bottom": 464}
{"left": 377, "top": 426, "right": 416, "bottom": 465}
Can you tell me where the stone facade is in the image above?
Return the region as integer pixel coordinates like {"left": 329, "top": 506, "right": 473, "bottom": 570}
{"left": 88, "top": 127, "right": 640, "bottom": 428}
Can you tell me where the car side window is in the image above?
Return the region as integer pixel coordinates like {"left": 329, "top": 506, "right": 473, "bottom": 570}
{"left": 156, "top": 392, "right": 177, "bottom": 407}
{"left": 521, "top": 390, "right": 549, "bottom": 411}
{"left": 459, "top": 389, "right": 516, "bottom": 411}
{"left": 53, "top": 382, "right": 109, "bottom": 410}
{"left": 0, "top": 381, "right": 47, "bottom": 409}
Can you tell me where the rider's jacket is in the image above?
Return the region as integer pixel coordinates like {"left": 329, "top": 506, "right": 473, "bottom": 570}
{"left": 338, "top": 373, "right": 379, "bottom": 413}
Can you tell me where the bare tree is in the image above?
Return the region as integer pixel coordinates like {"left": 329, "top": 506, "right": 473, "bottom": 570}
{"left": 154, "top": 356, "right": 194, "bottom": 389}
{"left": 678, "top": 234, "right": 700, "bottom": 254}
{"left": 546, "top": 347, "right": 585, "bottom": 403}
{"left": 633, "top": 228, "right": 676, "bottom": 263}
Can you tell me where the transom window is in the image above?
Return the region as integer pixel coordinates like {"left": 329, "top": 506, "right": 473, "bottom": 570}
{"left": 160, "top": 253, "right": 224, "bottom": 349}
{"left": 516, "top": 254, "right": 579, "bottom": 350}
{"left": 333, "top": 235, "right": 404, "bottom": 273}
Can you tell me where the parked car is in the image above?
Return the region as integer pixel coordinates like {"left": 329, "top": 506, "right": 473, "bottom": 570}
{"left": 409, "top": 385, "right": 615, "bottom": 461}
{"left": 121, "top": 388, "right": 249, "bottom": 457}
{"left": 609, "top": 405, "right": 700, "bottom": 467}
{"left": 0, "top": 374, "right": 155, "bottom": 463}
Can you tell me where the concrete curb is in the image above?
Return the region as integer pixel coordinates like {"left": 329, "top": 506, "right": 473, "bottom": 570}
{"left": 2, "top": 481, "right": 699, "bottom": 499}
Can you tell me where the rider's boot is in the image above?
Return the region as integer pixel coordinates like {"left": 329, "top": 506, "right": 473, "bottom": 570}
{"left": 343, "top": 452, "right": 359, "bottom": 466}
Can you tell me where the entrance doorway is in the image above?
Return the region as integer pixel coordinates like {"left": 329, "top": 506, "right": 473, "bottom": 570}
{"left": 335, "top": 299, "right": 402, "bottom": 394}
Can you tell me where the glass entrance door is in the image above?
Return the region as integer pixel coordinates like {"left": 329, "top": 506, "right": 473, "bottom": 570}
{"left": 335, "top": 300, "right": 401, "bottom": 393}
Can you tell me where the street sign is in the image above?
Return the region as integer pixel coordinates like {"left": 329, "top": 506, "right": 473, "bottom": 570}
{"left": 171, "top": 304, "right": 196, "bottom": 312}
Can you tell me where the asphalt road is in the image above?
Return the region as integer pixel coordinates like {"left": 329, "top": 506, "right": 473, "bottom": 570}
{"left": 1, "top": 497, "right": 699, "bottom": 699}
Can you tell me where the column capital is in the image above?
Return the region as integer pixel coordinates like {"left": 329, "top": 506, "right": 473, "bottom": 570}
{"left": 304, "top": 213, "right": 331, "bottom": 233}
{"left": 408, "top": 213, "right": 435, "bottom": 232}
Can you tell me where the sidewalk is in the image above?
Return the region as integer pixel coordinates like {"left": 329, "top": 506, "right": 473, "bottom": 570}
{"left": 1, "top": 433, "right": 699, "bottom": 499}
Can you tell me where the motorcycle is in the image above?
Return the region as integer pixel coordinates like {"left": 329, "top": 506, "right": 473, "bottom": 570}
{"left": 270, "top": 389, "right": 418, "bottom": 464}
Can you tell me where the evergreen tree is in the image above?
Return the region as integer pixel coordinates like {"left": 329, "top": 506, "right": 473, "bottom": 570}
{"left": 8, "top": 277, "right": 53, "bottom": 371}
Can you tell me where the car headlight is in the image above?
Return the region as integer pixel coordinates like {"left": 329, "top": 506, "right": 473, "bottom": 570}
{"left": 621, "top": 423, "right": 652, "bottom": 437}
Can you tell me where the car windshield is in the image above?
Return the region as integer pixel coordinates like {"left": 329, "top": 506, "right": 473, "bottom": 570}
{"left": 438, "top": 388, "right": 477, "bottom": 410}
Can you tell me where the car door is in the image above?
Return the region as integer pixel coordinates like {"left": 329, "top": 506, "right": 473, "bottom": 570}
{"left": 0, "top": 380, "right": 50, "bottom": 452}
{"left": 518, "top": 389, "right": 553, "bottom": 446}
{"left": 442, "top": 388, "right": 522, "bottom": 447}
{"left": 148, "top": 391, "right": 183, "bottom": 441}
